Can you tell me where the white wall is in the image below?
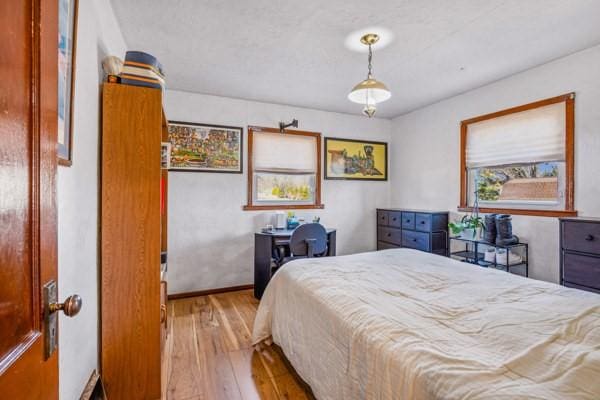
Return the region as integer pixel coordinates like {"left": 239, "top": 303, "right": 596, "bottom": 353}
{"left": 391, "top": 45, "right": 600, "bottom": 283}
{"left": 57, "top": 0, "right": 126, "bottom": 398}
{"left": 165, "top": 90, "right": 392, "bottom": 294}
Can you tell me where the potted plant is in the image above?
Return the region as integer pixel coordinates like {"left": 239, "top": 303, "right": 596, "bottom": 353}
{"left": 449, "top": 215, "right": 485, "bottom": 239}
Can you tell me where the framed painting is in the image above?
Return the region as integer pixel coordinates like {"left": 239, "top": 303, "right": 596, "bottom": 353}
{"left": 324, "top": 137, "right": 388, "bottom": 181}
{"left": 58, "top": 0, "right": 79, "bottom": 166}
{"left": 167, "top": 121, "right": 243, "bottom": 173}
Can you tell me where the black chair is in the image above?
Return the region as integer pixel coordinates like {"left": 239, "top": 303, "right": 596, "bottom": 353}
{"left": 274, "top": 223, "right": 328, "bottom": 268}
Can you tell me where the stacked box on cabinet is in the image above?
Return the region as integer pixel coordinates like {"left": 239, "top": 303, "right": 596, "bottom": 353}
{"left": 120, "top": 51, "right": 165, "bottom": 90}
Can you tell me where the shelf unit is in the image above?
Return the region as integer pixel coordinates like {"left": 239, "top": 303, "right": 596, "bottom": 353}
{"left": 450, "top": 236, "right": 528, "bottom": 277}
{"left": 101, "top": 82, "right": 169, "bottom": 399}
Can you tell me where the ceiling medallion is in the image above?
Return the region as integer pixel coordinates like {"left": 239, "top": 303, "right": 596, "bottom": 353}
{"left": 347, "top": 33, "right": 391, "bottom": 118}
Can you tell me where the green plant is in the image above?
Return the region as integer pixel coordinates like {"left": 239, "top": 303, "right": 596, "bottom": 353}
{"left": 448, "top": 215, "right": 485, "bottom": 236}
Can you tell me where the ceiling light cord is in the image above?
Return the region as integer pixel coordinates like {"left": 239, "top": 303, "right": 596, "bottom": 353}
{"left": 367, "top": 44, "right": 373, "bottom": 79}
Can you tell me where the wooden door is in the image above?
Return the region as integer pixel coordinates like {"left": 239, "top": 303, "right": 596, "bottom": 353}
{"left": 0, "top": 0, "right": 59, "bottom": 398}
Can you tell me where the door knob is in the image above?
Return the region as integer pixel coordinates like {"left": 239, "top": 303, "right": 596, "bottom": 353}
{"left": 49, "top": 294, "right": 82, "bottom": 317}
{"left": 43, "top": 281, "right": 82, "bottom": 359}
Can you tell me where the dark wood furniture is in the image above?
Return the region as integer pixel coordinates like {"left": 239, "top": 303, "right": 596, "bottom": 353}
{"left": 377, "top": 209, "right": 448, "bottom": 256}
{"left": 450, "top": 237, "right": 528, "bottom": 277}
{"left": 254, "top": 228, "right": 336, "bottom": 299}
{"left": 560, "top": 217, "right": 600, "bottom": 294}
{"left": 101, "top": 82, "right": 169, "bottom": 399}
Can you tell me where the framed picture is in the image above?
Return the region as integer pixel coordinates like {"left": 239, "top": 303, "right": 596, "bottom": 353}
{"left": 324, "top": 137, "right": 388, "bottom": 181}
{"left": 161, "top": 142, "right": 171, "bottom": 169}
{"left": 167, "top": 121, "right": 243, "bottom": 173}
{"left": 58, "top": 0, "right": 79, "bottom": 166}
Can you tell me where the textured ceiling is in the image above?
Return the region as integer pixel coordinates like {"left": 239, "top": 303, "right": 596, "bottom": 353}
{"left": 110, "top": 0, "right": 600, "bottom": 118}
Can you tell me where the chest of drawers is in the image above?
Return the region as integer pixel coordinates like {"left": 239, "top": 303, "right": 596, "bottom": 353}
{"left": 560, "top": 217, "right": 600, "bottom": 294}
{"left": 377, "top": 209, "right": 449, "bottom": 256}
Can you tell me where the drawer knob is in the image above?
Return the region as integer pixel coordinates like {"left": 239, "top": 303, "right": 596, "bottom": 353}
{"left": 387, "top": 233, "right": 391, "bottom": 237}
{"left": 420, "top": 221, "right": 425, "bottom": 224}
{"left": 585, "top": 234, "right": 595, "bottom": 241}
{"left": 412, "top": 238, "right": 417, "bottom": 242}
{"left": 406, "top": 219, "right": 411, "bottom": 223}
{"left": 392, "top": 217, "right": 397, "bottom": 221}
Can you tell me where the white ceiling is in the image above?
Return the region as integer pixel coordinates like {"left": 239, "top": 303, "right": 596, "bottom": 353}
{"left": 110, "top": 0, "right": 600, "bottom": 118}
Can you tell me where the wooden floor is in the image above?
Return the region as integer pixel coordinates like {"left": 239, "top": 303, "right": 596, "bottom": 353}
{"left": 163, "top": 289, "right": 313, "bottom": 400}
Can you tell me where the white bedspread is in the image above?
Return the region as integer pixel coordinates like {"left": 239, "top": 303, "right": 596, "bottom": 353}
{"left": 252, "top": 249, "right": 600, "bottom": 400}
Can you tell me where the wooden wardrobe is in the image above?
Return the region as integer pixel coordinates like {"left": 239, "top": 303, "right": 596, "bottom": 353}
{"left": 101, "top": 82, "right": 169, "bottom": 399}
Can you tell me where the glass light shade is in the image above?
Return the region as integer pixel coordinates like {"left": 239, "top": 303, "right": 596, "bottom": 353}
{"left": 347, "top": 77, "right": 391, "bottom": 104}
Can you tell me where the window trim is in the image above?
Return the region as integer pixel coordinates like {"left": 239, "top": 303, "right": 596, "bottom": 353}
{"left": 243, "top": 126, "right": 324, "bottom": 211}
{"left": 458, "top": 93, "right": 577, "bottom": 217}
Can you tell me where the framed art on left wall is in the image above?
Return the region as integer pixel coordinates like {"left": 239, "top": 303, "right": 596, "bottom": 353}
{"left": 167, "top": 121, "right": 243, "bottom": 173}
{"left": 58, "top": 0, "right": 79, "bottom": 165}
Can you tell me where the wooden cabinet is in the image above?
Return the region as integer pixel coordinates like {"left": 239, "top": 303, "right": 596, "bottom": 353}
{"left": 377, "top": 209, "right": 448, "bottom": 256}
{"left": 101, "top": 83, "right": 168, "bottom": 399}
{"left": 560, "top": 217, "right": 600, "bottom": 293}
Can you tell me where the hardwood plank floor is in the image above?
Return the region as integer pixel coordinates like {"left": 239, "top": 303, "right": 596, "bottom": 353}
{"left": 164, "top": 289, "right": 313, "bottom": 400}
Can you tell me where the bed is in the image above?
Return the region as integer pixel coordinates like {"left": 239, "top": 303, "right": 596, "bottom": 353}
{"left": 252, "top": 248, "right": 600, "bottom": 399}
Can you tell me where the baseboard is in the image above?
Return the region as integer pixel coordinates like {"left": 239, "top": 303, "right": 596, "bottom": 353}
{"left": 167, "top": 284, "right": 254, "bottom": 300}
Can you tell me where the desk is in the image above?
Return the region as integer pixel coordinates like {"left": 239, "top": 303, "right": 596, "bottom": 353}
{"left": 254, "top": 228, "right": 336, "bottom": 299}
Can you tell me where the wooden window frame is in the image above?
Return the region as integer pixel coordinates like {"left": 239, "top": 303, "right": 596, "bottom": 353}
{"left": 459, "top": 93, "right": 577, "bottom": 218}
{"left": 243, "top": 126, "right": 324, "bottom": 211}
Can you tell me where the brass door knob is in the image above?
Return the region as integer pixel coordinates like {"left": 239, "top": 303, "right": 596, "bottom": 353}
{"left": 49, "top": 294, "right": 82, "bottom": 317}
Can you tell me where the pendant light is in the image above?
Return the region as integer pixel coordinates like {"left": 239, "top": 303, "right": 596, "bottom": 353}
{"left": 348, "top": 33, "right": 391, "bottom": 117}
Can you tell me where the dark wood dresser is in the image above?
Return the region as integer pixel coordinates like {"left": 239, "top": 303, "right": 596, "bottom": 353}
{"left": 560, "top": 217, "right": 600, "bottom": 294}
{"left": 377, "top": 209, "right": 449, "bottom": 255}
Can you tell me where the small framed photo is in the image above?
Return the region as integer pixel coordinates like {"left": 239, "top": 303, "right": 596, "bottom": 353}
{"left": 58, "top": 0, "right": 79, "bottom": 166}
{"left": 161, "top": 142, "right": 171, "bottom": 169}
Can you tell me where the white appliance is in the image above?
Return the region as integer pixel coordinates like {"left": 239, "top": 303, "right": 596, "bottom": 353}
{"left": 275, "top": 211, "right": 287, "bottom": 230}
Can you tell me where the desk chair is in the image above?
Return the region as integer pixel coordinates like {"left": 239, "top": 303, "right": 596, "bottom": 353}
{"left": 274, "top": 223, "right": 328, "bottom": 269}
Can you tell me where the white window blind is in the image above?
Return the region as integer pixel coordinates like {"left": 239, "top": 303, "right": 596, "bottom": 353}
{"left": 253, "top": 132, "right": 317, "bottom": 172}
{"left": 466, "top": 102, "right": 566, "bottom": 168}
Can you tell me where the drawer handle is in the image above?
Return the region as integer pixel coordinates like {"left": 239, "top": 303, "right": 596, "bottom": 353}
{"left": 387, "top": 233, "right": 391, "bottom": 237}
{"left": 420, "top": 221, "right": 425, "bottom": 224}
{"left": 392, "top": 217, "right": 397, "bottom": 221}
{"left": 406, "top": 219, "right": 411, "bottom": 223}
{"left": 585, "top": 234, "right": 595, "bottom": 241}
{"left": 412, "top": 238, "right": 417, "bottom": 242}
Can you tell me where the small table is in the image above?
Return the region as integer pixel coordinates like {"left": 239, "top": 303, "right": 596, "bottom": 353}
{"left": 254, "top": 228, "right": 336, "bottom": 299}
{"left": 450, "top": 236, "right": 529, "bottom": 277}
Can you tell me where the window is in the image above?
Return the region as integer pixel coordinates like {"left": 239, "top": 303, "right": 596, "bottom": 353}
{"left": 244, "top": 126, "right": 323, "bottom": 210}
{"left": 460, "top": 93, "right": 576, "bottom": 217}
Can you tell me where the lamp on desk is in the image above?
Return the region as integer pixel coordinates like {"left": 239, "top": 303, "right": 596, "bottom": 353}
{"left": 275, "top": 211, "right": 287, "bottom": 230}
